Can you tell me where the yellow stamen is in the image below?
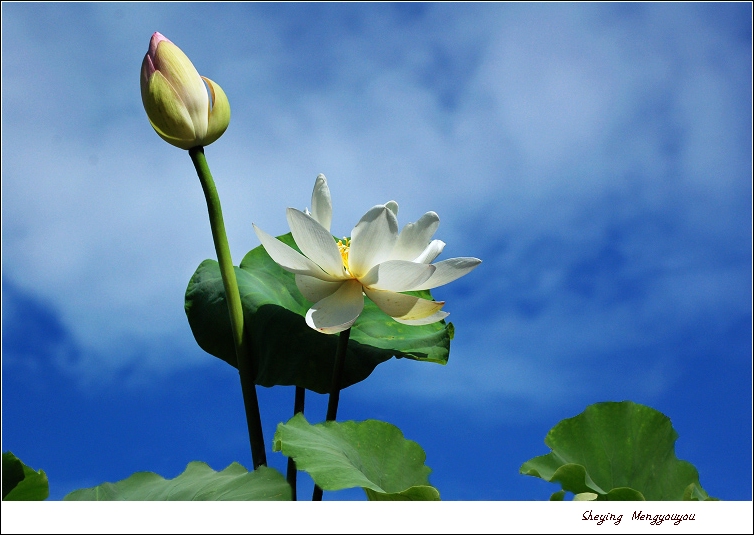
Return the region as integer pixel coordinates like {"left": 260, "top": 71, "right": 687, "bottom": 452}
{"left": 337, "top": 237, "right": 351, "bottom": 272}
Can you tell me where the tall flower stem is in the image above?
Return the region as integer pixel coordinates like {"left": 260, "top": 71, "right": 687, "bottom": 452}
{"left": 286, "top": 386, "right": 306, "bottom": 500}
{"left": 312, "top": 328, "right": 351, "bottom": 501}
{"left": 189, "top": 146, "right": 267, "bottom": 469}
{"left": 325, "top": 328, "right": 351, "bottom": 421}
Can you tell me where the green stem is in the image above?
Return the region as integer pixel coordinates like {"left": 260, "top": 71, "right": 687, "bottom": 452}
{"left": 286, "top": 386, "right": 306, "bottom": 500}
{"left": 189, "top": 146, "right": 267, "bottom": 469}
{"left": 312, "top": 328, "right": 351, "bottom": 501}
{"left": 325, "top": 328, "right": 351, "bottom": 422}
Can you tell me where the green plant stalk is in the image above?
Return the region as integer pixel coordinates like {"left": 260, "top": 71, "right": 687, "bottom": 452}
{"left": 286, "top": 386, "right": 306, "bottom": 500}
{"left": 325, "top": 328, "right": 351, "bottom": 421}
{"left": 189, "top": 146, "right": 267, "bottom": 469}
{"left": 312, "top": 328, "right": 351, "bottom": 501}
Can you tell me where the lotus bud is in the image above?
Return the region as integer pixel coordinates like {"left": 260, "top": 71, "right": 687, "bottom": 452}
{"left": 140, "top": 32, "right": 230, "bottom": 149}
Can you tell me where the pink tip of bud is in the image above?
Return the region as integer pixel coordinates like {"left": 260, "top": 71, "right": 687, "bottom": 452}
{"left": 147, "top": 32, "right": 170, "bottom": 58}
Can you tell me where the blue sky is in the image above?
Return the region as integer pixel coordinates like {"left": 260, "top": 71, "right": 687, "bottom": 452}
{"left": 2, "top": 2, "right": 752, "bottom": 502}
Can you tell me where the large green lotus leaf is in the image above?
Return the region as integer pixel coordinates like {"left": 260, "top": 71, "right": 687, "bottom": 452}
{"left": 273, "top": 413, "right": 440, "bottom": 501}
{"left": 364, "top": 485, "right": 441, "bottom": 501}
{"left": 520, "top": 401, "right": 714, "bottom": 501}
{"left": 2, "top": 451, "right": 49, "bottom": 501}
{"left": 63, "top": 462, "right": 291, "bottom": 501}
{"left": 185, "top": 233, "right": 451, "bottom": 393}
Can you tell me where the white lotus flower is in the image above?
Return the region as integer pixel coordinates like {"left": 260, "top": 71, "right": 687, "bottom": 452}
{"left": 253, "top": 174, "right": 481, "bottom": 334}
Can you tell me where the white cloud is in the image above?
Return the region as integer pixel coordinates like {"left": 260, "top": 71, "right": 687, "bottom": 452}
{"left": 2, "top": 4, "right": 749, "bottom": 406}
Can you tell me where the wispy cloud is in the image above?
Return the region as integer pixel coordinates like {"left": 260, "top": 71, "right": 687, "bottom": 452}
{"left": 2, "top": 3, "right": 750, "bottom": 415}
